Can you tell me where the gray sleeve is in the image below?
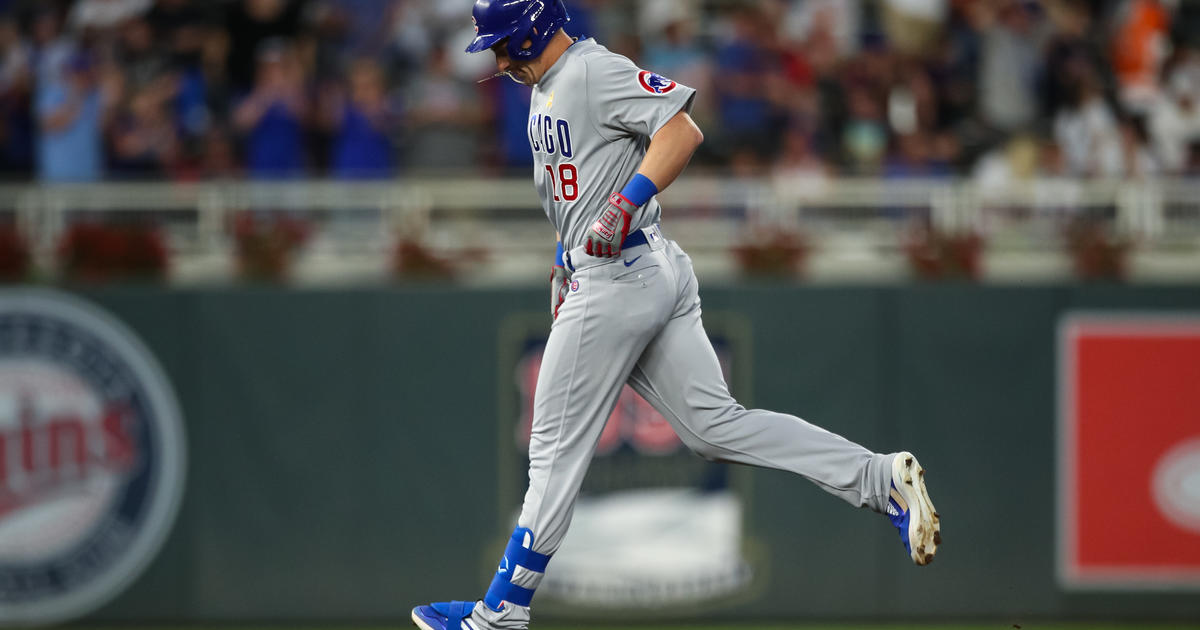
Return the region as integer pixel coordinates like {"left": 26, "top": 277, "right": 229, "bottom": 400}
{"left": 585, "top": 55, "right": 696, "bottom": 142}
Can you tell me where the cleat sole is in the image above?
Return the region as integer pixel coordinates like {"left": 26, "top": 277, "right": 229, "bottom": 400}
{"left": 892, "top": 451, "right": 940, "bottom": 566}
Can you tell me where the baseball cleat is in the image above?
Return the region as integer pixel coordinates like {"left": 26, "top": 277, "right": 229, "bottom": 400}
{"left": 412, "top": 600, "right": 483, "bottom": 630}
{"left": 886, "top": 451, "right": 941, "bottom": 566}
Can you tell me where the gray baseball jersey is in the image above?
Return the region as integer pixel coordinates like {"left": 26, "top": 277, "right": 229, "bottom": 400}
{"left": 472, "top": 38, "right": 898, "bottom": 630}
{"left": 527, "top": 39, "right": 695, "bottom": 249}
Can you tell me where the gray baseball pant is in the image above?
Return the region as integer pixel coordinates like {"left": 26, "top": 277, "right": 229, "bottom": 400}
{"left": 474, "top": 230, "right": 894, "bottom": 628}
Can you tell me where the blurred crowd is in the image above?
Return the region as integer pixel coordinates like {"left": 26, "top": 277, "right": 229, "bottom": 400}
{"left": 1, "top": 0, "right": 1199, "bottom": 184}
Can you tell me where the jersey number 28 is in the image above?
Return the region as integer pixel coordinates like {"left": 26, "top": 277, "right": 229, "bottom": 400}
{"left": 545, "top": 164, "right": 578, "bottom": 202}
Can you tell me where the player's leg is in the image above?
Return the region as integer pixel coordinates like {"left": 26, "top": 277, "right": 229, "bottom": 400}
{"left": 506, "top": 255, "right": 674, "bottom": 550}
{"left": 626, "top": 294, "right": 891, "bottom": 510}
{"left": 414, "top": 284, "right": 649, "bottom": 630}
{"left": 626, "top": 241, "right": 890, "bottom": 509}
{"left": 451, "top": 250, "right": 675, "bottom": 630}
{"left": 625, "top": 242, "right": 940, "bottom": 563}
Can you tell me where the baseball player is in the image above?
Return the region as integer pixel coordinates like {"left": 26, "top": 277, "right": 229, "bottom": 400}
{"left": 412, "top": 2, "right": 940, "bottom": 629}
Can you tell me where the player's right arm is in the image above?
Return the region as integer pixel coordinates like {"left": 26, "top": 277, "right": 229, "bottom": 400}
{"left": 582, "top": 56, "right": 699, "bottom": 257}
{"left": 636, "top": 110, "right": 704, "bottom": 195}
{"left": 584, "top": 110, "right": 703, "bottom": 257}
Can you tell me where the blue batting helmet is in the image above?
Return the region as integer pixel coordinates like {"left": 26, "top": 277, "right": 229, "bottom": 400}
{"left": 465, "top": 0, "right": 570, "bottom": 60}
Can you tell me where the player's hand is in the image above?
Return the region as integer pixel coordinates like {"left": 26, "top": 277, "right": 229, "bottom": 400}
{"left": 551, "top": 264, "right": 569, "bottom": 319}
{"left": 585, "top": 193, "right": 635, "bottom": 258}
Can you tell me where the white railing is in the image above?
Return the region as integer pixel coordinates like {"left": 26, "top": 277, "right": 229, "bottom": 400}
{"left": 2, "top": 177, "right": 1199, "bottom": 284}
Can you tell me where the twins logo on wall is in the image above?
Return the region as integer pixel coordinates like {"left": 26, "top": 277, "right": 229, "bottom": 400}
{"left": 1058, "top": 314, "right": 1200, "bottom": 589}
{"left": 0, "top": 290, "right": 186, "bottom": 626}
{"left": 498, "top": 314, "right": 759, "bottom": 614}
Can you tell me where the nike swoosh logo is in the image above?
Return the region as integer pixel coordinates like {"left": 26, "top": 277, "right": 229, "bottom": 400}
{"left": 623, "top": 256, "right": 642, "bottom": 267}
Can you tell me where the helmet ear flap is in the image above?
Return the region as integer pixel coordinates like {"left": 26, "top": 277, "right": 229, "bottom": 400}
{"left": 506, "top": 0, "right": 545, "bottom": 60}
{"left": 506, "top": 26, "right": 535, "bottom": 59}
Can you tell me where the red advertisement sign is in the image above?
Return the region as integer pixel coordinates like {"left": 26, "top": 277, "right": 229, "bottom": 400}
{"left": 1059, "top": 315, "right": 1200, "bottom": 589}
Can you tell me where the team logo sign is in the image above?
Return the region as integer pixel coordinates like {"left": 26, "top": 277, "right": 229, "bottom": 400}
{"left": 1058, "top": 314, "right": 1200, "bottom": 589}
{"left": 637, "top": 70, "right": 677, "bottom": 95}
{"left": 0, "top": 290, "right": 186, "bottom": 625}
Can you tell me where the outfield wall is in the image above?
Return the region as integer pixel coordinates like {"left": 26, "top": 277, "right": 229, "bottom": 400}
{"left": 32, "top": 285, "right": 1200, "bottom": 623}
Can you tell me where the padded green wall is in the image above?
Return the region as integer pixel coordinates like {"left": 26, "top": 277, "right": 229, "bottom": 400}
{"left": 55, "top": 285, "right": 1200, "bottom": 623}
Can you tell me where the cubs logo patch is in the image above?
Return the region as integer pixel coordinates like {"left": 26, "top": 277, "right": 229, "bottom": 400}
{"left": 0, "top": 289, "right": 186, "bottom": 626}
{"left": 637, "top": 70, "right": 677, "bottom": 95}
{"left": 570, "top": 280, "right": 580, "bottom": 292}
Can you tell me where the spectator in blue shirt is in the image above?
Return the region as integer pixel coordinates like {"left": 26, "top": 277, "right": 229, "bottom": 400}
{"left": 233, "top": 40, "right": 309, "bottom": 178}
{"left": 36, "top": 53, "right": 106, "bottom": 182}
{"left": 326, "top": 58, "right": 397, "bottom": 179}
{"left": 494, "top": 77, "right": 532, "bottom": 170}
{"left": 713, "top": 7, "right": 778, "bottom": 157}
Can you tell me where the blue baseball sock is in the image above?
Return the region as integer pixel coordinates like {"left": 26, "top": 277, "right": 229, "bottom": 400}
{"left": 483, "top": 527, "right": 552, "bottom": 612}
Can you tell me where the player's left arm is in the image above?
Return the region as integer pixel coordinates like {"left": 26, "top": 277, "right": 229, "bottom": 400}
{"left": 636, "top": 110, "right": 704, "bottom": 193}
{"left": 551, "top": 232, "right": 568, "bottom": 319}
